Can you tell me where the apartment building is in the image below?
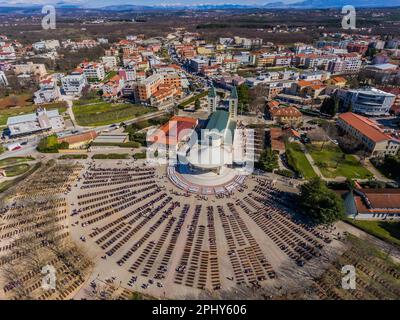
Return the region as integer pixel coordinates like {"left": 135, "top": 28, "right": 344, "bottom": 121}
{"left": 33, "top": 76, "right": 61, "bottom": 104}
{"left": 135, "top": 74, "right": 164, "bottom": 102}
{"left": 336, "top": 87, "right": 395, "bottom": 116}
{"left": 12, "top": 62, "right": 47, "bottom": 77}
{"left": 101, "top": 56, "right": 118, "bottom": 70}
{"left": 32, "top": 40, "right": 60, "bottom": 51}
{"left": 328, "top": 54, "right": 362, "bottom": 75}
{"left": 0, "top": 71, "right": 8, "bottom": 86}
{"left": 61, "top": 72, "right": 88, "bottom": 96}
{"left": 79, "top": 62, "right": 105, "bottom": 81}
{"left": 337, "top": 112, "right": 400, "bottom": 156}
{"left": 119, "top": 67, "right": 136, "bottom": 82}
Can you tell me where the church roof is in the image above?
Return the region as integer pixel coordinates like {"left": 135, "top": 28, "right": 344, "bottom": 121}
{"left": 230, "top": 86, "right": 238, "bottom": 99}
{"left": 205, "top": 110, "right": 230, "bottom": 132}
{"left": 208, "top": 86, "right": 217, "bottom": 98}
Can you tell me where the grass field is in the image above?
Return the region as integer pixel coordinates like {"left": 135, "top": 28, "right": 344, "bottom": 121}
{"left": 0, "top": 162, "right": 41, "bottom": 193}
{"left": 0, "top": 97, "right": 67, "bottom": 126}
{"left": 308, "top": 144, "right": 373, "bottom": 179}
{"left": 58, "top": 154, "right": 89, "bottom": 159}
{"left": 344, "top": 218, "right": 400, "bottom": 247}
{"left": 285, "top": 142, "right": 317, "bottom": 179}
{"left": 73, "top": 101, "right": 156, "bottom": 127}
{"left": 178, "top": 91, "right": 208, "bottom": 108}
{"left": 92, "top": 153, "right": 130, "bottom": 160}
{"left": 3, "top": 164, "right": 31, "bottom": 177}
{"left": 0, "top": 156, "right": 35, "bottom": 167}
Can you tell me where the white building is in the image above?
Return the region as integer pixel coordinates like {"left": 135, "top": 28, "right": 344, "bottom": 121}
{"left": 32, "top": 40, "right": 60, "bottom": 51}
{"left": 0, "top": 71, "right": 8, "bottom": 86}
{"left": 7, "top": 108, "right": 65, "bottom": 138}
{"left": 101, "top": 56, "right": 118, "bottom": 70}
{"left": 61, "top": 73, "right": 88, "bottom": 96}
{"left": 189, "top": 57, "right": 209, "bottom": 73}
{"left": 337, "top": 87, "right": 396, "bottom": 116}
{"left": 34, "top": 77, "right": 61, "bottom": 104}
{"left": 80, "top": 62, "right": 105, "bottom": 81}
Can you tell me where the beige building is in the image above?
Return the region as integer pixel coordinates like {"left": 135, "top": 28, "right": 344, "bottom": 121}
{"left": 337, "top": 112, "right": 400, "bottom": 156}
{"left": 13, "top": 62, "right": 47, "bottom": 77}
{"left": 57, "top": 131, "right": 97, "bottom": 149}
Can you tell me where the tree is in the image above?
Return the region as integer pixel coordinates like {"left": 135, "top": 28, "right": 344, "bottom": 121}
{"left": 320, "top": 97, "right": 337, "bottom": 117}
{"left": 256, "top": 148, "right": 279, "bottom": 172}
{"left": 345, "top": 178, "right": 356, "bottom": 190}
{"left": 298, "top": 177, "right": 345, "bottom": 225}
{"left": 237, "top": 84, "right": 251, "bottom": 114}
{"left": 194, "top": 98, "right": 201, "bottom": 110}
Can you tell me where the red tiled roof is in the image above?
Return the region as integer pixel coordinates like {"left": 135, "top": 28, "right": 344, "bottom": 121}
{"left": 354, "top": 189, "right": 400, "bottom": 214}
{"left": 270, "top": 128, "right": 285, "bottom": 152}
{"left": 58, "top": 131, "right": 97, "bottom": 145}
{"left": 271, "top": 106, "right": 302, "bottom": 118}
{"left": 148, "top": 116, "right": 197, "bottom": 146}
{"left": 338, "top": 112, "right": 392, "bottom": 143}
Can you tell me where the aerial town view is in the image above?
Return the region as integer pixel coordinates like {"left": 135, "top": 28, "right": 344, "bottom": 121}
{"left": 0, "top": 0, "right": 400, "bottom": 307}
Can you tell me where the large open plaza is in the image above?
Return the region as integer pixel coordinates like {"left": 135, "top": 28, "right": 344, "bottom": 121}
{"left": 65, "top": 160, "right": 342, "bottom": 299}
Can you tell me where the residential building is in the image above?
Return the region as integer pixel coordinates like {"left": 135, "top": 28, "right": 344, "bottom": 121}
{"left": 337, "top": 112, "right": 400, "bottom": 156}
{"left": 102, "top": 75, "right": 124, "bottom": 99}
{"left": 79, "top": 62, "right": 105, "bottom": 81}
{"left": 12, "top": 62, "right": 47, "bottom": 77}
{"left": 336, "top": 87, "right": 395, "bottom": 116}
{"left": 32, "top": 40, "right": 60, "bottom": 51}
{"left": 101, "top": 56, "right": 118, "bottom": 70}
{"left": 0, "top": 71, "right": 7, "bottom": 86}
{"left": 33, "top": 76, "right": 61, "bottom": 104}
{"left": 189, "top": 57, "right": 209, "bottom": 73}
{"left": 119, "top": 67, "right": 136, "bottom": 82}
{"left": 61, "top": 72, "right": 88, "bottom": 96}
{"left": 328, "top": 54, "right": 362, "bottom": 75}
{"left": 134, "top": 73, "right": 164, "bottom": 103}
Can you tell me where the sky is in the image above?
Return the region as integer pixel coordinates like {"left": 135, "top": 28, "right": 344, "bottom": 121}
{"left": 0, "top": 0, "right": 303, "bottom": 7}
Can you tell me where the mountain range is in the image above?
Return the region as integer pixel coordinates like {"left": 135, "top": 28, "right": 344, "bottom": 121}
{"left": 0, "top": 0, "right": 399, "bottom": 12}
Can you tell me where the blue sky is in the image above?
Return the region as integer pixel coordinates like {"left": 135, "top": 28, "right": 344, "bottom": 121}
{"left": 0, "top": 0, "right": 302, "bottom": 7}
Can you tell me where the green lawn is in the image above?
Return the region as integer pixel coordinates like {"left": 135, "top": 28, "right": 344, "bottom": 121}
{"left": 92, "top": 153, "right": 130, "bottom": 160}
{"left": 3, "top": 164, "right": 31, "bottom": 177}
{"left": 308, "top": 144, "right": 373, "bottom": 179}
{"left": 0, "top": 103, "right": 67, "bottom": 126}
{"left": 58, "top": 154, "right": 88, "bottom": 160}
{"left": 285, "top": 142, "right": 317, "bottom": 179}
{"left": 178, "top": 91, "right": 208, "bottom": 108}
{"left": 0, "top": 162, "right": 41, "bottom": 193}
{"left": 345, "top": 218, "right": 400, "bottom": 247}
{"left": 73, "top": 102, "right": 157, "bottom": 127}
{"left": 0, "top": 156, "right": 35, "bottom": 167}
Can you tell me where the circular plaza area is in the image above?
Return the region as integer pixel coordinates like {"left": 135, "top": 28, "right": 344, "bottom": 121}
{"left": 167, "top": 144, "right": 248, "bottom": 195}
{"left": 62, "top": 160, "right": 342, "bottom": 300}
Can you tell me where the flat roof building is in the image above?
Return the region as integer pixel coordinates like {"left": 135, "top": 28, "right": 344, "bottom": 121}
{"left": 7, "top": 108, "right": 64, "bottom": 138}
{"left": 336, "top": 87, "right": 396, "bottom": 116}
